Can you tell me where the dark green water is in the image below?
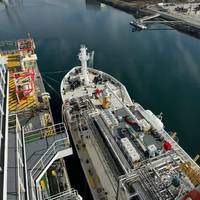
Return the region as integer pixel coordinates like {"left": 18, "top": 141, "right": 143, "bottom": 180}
{"left": 1, "top": 0, "right": 200, "bottom": 177}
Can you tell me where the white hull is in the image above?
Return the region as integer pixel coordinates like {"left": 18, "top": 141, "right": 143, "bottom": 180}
{"left": 60, "top": 46, "right": 200, "bottom": 200}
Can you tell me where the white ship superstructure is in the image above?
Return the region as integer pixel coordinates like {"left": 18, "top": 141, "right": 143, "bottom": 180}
{"left": 61, "top": 45, "right": 200, "bottom": 200}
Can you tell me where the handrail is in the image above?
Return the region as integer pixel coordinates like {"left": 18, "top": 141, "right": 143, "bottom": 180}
{"left": 25, "top": 122, "right": 66, "bottom": 135}
{"left": 30, "top": 137, "right": 71, "bottom": 200}
{"left": 44, "top": 189, "right": 80, "bottom": 200}
{"left": 30, "top": 137, "right": 70, "bottom": 180}
{"left": 28, "top": 123, "right": 71, "bottom": 200}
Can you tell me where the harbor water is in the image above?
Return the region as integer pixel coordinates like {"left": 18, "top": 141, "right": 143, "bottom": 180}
{"left": 0, "top": 0, "right": 200, "bottom": 198}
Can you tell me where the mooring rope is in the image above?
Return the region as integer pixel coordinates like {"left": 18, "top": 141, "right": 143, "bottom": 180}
{"left": 42, "top": 77, "right": 60, "bottom": 97}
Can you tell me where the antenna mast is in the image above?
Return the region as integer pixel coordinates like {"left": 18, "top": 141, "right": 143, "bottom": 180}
{"left": 79, "top": 45, "right": 90, "bottom": 86}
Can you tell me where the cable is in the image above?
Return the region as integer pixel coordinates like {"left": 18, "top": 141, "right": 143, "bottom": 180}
{"left": 43, "top": 77, "right": 61, "bottom": 98}
{"left": 146, "top": 28, "right": 175, "bottom": 31}
{"left": 41, "top": 70, "right": 69, "bottom": 74}
{"left": 42, "top": 74, "right": 60, "bottom": 84}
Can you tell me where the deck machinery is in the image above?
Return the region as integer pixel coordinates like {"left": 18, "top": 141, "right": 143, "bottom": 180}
{"left": 0, "top": 39, "right": 82, "bottom": 200}
{"left": 61, "top": 45, "right": 200, "bottom": 200}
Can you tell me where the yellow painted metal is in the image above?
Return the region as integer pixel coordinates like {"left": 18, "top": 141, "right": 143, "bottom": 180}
{"left": 96, "top": 175, "right": 100, "bottom": 184}
{"left": 102, "top": 96, "right": 110, "bottom": 109}
{"left": 44, "top": 113, "right": 52, "bottom": 126}
{"left": 179, "top": 161, "right": 200, "bottom": 186}
{"left": 51, "top": 170, "right": 57, "bottom": 177}
{"left": 165, "top": 164, "right": 173, "bottom": 171}
{"left": 40, "top": 180, "right": 45, "bottom": 190}
{"left": 7, "top": 53, "right": 20, "bottom": 69}
{"left": 6, "top": 53, "right": 37, "bottom": 112}
{"left": 7, "top": 53, "right": 19, "bottom": 58}
{"left": 9, "top": 77, "right": 36, "bottom": 112}
{"left": 88, "top": 175, "right": 96, "bottom": 189}
{"left": 42, "top": 94, "right": 50, "bottom": 102}
{"left": 43, "top": 127, "right": 55, "bottom": 138}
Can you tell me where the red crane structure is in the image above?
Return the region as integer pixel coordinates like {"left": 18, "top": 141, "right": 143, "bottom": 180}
{"left": 14, "top": 39, "right": 37, "bottom": 101}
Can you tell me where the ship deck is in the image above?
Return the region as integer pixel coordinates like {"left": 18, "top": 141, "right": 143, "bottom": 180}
{"left": 61, "top": 60, "right": 200, "bottom": 199}
{"left": 0, "top": 40, "right": 80, "bottom": 200}
{"left": 6, "top": 53, "right": 37, "bottom": 112}
{"left": 61, "top": 66, "right": 133, "bottom": 108}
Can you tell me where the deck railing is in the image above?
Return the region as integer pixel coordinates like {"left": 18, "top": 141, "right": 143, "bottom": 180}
{"left": 25, "top": 122, "right": 67, "bottom": 143}
{"left": 30, "top": 137, "right": 70, "bottom": 180}
{"left": 30, "top": 137, "right": 70, "bottom": 200}
{"left": 44, "top": 189, "right": 81, "bottom": 200}
{"left": 28, "top": 123, "right": 71, "bottom": 200}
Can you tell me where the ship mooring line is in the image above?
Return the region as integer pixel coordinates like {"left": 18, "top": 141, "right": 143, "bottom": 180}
{"left": 41, "top": 69, "right": 69, "bottom": 74}
{"left": 146, "top": 28, "right": 175, "bottom": 31}
{"left": 43, "top": 77, "right": 61, "bottom": 98}
{"left": 42, "top": 74, "right": 60, "bottom": 84}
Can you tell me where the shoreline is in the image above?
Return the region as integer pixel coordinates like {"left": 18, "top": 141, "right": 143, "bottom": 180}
{"left": 98, "top": 0, "right": 200, "bottom": 39}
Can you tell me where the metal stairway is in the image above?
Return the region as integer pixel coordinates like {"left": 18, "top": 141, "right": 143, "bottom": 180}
{"left": 23, "top": 123, "right": 73, "bottom": 200}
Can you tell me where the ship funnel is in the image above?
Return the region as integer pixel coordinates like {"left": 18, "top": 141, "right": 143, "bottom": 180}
{"left": 79, "top": 45, "right": 90, "bottom": 86}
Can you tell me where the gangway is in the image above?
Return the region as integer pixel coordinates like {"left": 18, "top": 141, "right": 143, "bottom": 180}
{"left": 140, "top": 13, "right": 160, "bottom": 21}
{"left": 130, "top": 13, "right": 160, "bottom": 30}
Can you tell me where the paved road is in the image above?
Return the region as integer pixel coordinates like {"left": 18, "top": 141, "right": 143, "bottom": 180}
{"left": 148, "top": 5, "right": 200, "bottom": 29}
